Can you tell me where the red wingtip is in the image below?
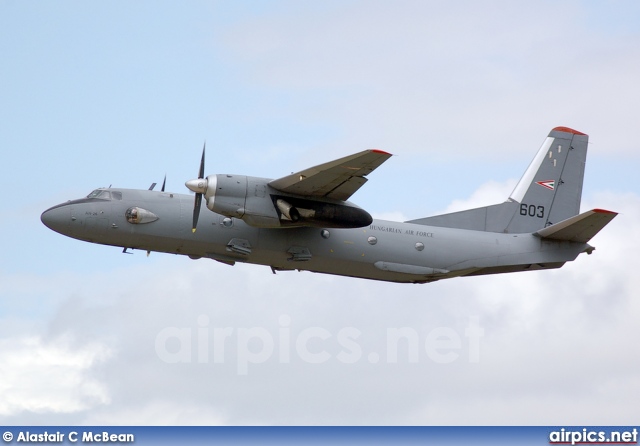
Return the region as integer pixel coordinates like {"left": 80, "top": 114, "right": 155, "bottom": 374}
{"left": 371, "top": 149, "right": 392, "bottom": 156}
{"left": 593, "top": 208, "right": 617, "bottom": 215}
{"left": 552, "top": 126, "right": 587, "bottom": 136}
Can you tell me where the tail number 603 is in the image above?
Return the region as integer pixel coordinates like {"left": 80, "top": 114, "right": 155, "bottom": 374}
{"left": 520, "top": 203, "right": 545, "bottom": 218}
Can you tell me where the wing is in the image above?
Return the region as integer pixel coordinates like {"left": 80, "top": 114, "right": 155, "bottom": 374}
{"left": 268, "top": 149, "right": 392, "bottom": 201}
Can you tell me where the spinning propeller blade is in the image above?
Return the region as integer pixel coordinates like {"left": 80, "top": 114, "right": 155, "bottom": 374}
{"left": 192, "top": 193, "right": 202, "bottom": 233}
{"left": 185, "top": 143, "right": 206, "bottom": 233}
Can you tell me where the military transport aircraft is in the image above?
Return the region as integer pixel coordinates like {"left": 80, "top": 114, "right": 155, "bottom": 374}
{"left": 41, "top": 126, "right": 616, "bottom": 284}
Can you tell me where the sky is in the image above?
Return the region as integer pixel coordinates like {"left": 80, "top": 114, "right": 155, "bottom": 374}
{"left": 0, "top": 0, "right": 639, "bottom": 426}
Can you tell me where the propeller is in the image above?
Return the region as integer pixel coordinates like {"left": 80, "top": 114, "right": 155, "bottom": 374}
{"left": 149, "top": 175, "right": 167, "bottom": 192}
{"left": 185, "top": 143, "right": 207, "bottom": 233}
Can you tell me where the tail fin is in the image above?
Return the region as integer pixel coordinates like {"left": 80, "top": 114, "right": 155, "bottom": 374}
{"left": 408, "top": 127, "right": 589, "bottom": 233}
{"left": 505, "top": 126, "right": 588, "bottom": 232}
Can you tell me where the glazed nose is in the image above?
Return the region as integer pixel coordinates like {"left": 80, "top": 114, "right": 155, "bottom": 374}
{"left": 41, "top": 204, "right": 71, "bottom": 234}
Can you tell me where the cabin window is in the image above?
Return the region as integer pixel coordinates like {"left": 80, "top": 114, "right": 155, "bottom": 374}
{"left": 367, "top": 236, "right": 377, "bottom": 245}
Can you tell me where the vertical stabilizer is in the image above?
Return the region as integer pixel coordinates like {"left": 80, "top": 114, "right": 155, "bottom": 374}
{"left": 505, "top": 126, "right": 588, "bottom": 233}
{"left": 407, "top": 127, "right": 589, "bottom": 234}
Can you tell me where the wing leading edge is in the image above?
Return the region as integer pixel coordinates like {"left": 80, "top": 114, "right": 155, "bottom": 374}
{"left": 268, "top": 149, "right": 392, "bottom": 201}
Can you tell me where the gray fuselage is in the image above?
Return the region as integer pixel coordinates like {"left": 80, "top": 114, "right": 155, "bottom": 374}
{"left": 41, "top": 188, "right": 589, "bottom": 284}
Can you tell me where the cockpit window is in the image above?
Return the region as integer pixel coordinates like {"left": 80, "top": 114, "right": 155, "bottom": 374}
{"left": 86, "top": 189, "right": 111, "bottom": 200}
{"left": 111, "top": 191, "right": 122, "bottom": 200}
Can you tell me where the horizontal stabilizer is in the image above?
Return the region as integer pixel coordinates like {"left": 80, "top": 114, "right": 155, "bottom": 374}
{"left": 534, "top": 209, "right": 617, "bottom": 243}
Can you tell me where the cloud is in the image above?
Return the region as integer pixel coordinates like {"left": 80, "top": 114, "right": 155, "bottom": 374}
{"left": 215, "top": 1, "right": 640, "bottom": 156}
{"left": 82, "top": 402, "right": 227, "bottom": 426}
{"left": 438, "top": 179, "right": 517, "bottom": 214}
{"left": 371, "top": 211, "right": 409, "bottom": 222}
{"left": 0, "top": 335, "right": 111, "bottom": 416}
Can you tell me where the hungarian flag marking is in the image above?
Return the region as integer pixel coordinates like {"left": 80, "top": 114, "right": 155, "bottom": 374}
{"left": 536, "top": 180, "right": 555, "bottom": 190}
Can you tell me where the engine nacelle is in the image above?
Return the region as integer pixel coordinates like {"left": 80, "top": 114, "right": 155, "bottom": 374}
{"left": 203, "top": 175, "right": 282, "bottom": 227}
{"left": 200, "top": 174, "right": 372, "bottom": 229}
{"left": 204, "top": 174, "right": 247, "bottom": 219}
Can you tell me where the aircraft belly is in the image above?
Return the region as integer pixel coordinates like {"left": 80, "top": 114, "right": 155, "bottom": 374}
{"left": 247, "top": 224, "right": 458, "bottom": 283}
{"left": 201, "top": 220, "right": 585, "bottom": 282}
